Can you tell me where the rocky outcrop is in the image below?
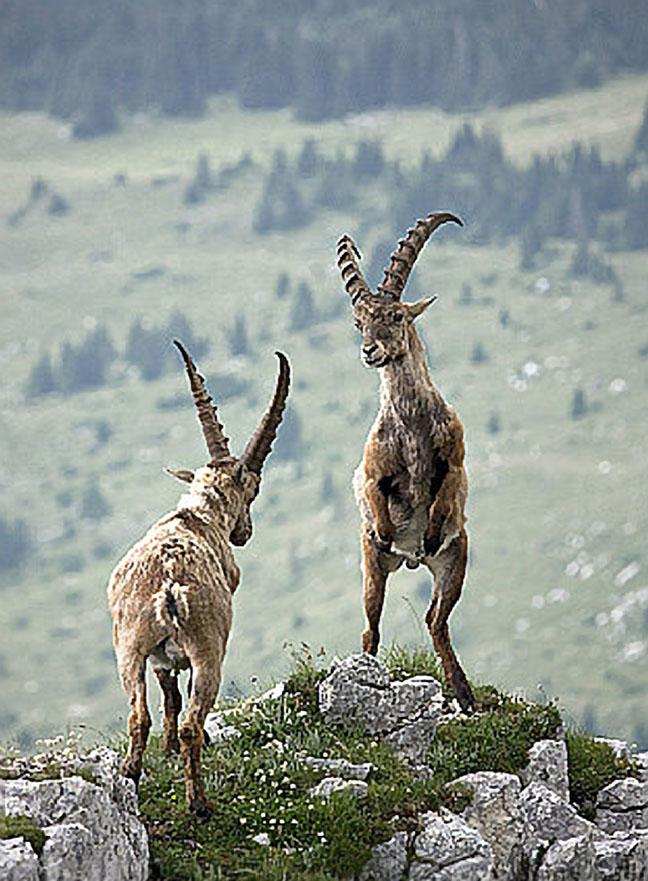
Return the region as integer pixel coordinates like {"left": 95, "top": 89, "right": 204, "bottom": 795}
{"left": 319, "top": 655, "right": 647, "bottom": 881}
{"left": 3, "top": 654, "right": 646, "bottom": 881}
{"left": 0, "top": 748, "right": 148, "bottom": 881}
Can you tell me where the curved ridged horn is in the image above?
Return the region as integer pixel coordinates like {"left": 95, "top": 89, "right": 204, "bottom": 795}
{"left": 173, "top": 340, "right": 231, "bottom": 463}
{"left": 336, "top": 234, "right": 372, "bottom": 305}
{"left": 377, "top": 211, "right": 463, "bottom": 301}
{"left": 241, "top": 352, "right": 291, "bottom": 475}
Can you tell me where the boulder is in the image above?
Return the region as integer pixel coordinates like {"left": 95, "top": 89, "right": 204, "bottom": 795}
{"left": 204, "top": 710, "right": 241, "bottom": 746}
{"left": 520, "top": 782, "right": 596, "bottom": 845}
{"left": 318, "top": 654, "right": 444, "bottom": 761}
{"left": 596, "top": 779, "right": 648, "bottom": 833}
{"left": 536, "top": 829, "right": 648, "bottom": 880}
{"left": 360, "top": 831, "right": 409, "bottom": 881}
{"left": 410, "top": 810, "right": 494, "bottom": 881}
{"left": 0, "top": 749, "right": 148, "bottom": 881}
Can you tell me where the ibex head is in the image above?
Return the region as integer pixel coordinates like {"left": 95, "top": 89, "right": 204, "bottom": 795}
{"left": 167, "top": 340, "right": 290, "bottom": 546}
{"left": 336, "top": 212, "right": 463, "bottom": 368}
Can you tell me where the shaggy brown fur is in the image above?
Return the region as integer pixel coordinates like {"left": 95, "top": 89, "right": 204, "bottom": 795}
{"left": 108, "top": 341, "right": 290, "bottom": 816}
{"left": 337, "top": 212, "right": 475, "bottom": 712}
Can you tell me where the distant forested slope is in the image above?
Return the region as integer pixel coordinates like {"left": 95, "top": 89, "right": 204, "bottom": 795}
{"left": 1, "top": 0, "right": 648, "bottom": 130}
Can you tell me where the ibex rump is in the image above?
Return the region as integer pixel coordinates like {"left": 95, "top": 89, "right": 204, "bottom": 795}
{"left": 108, "top": 341, "right": 290, "bottom": 815}
{"left": 337, "top": 213, "right": 475, "bottom": 712}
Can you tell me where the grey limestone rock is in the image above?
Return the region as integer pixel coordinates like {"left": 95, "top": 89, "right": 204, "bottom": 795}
{"left": 520, "top": 782, "right": 596, "bottom": 845}
{"left": 0, "top": 838, "right": 40, "bottom": 881}
{"left": 596, "top": 778, "right": 648, "bottom": 833}
{"left": 634, "top": 752, "right": 648, "bottom": 783}
{"left": 452, "top": 771, "right": 523, "bottom": 878}
{"left": 309, "top": 776, "right": 369, "bottom": 800}
{"left": 524, "top": 739, "right": 570, "bottom": 801}
{"left": 303, "top": 756, "right": 376, "bottom": 780}
{"left": 360, "top": 831, "right": 409, "bottom": 881}
{"left": 318, "top": 654, "right": 444, "bottom": 761}
{"left": 204, "top": 710, "right": 241, "bottom": 745}
{"left": 410, "top": 810, "right": 494, "bottom": 881}
{"left": 594, "top": 738, "right": 632, "bottom": 761}
{"left": 0, "top": 749, "right": 148, "bottom": 881}
{"left": 536, "top": 829, "right": 648, "bottom": 880}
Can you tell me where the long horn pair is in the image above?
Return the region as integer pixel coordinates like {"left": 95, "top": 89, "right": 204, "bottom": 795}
{"left": 175, "top": 341, "right": 290, "bottom": 475}
{"left": 337, "top": 211, "right": 463, "bottom": 303}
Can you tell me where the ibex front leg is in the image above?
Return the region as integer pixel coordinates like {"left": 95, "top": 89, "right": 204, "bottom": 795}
{"left": 427, "top": 530, "right": 475, "bottom": 712}
{"left": 360, "top": 524, "right": 402, "bottom": 655}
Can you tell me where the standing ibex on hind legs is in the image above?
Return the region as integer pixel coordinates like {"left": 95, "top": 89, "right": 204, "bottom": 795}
{"left": 337, "top": 212, "right": 475, "bottom": 712}
{"left": 108, "top": 340, "right": 290, "bottom": 816}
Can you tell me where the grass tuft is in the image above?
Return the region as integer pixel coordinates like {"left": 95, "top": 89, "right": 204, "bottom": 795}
{"left": 0, "top": 813, "right": 47, "bottom": 855}
{"left": 566, "top": 731, "right": 637, "bottom": 819}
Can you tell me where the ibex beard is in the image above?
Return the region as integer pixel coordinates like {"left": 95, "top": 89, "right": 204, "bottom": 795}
{"left": 337, "top": 212, "right": 476, "bottom": 713}
{"left": 108, "top": 341, "right": 290, "bottom": 817}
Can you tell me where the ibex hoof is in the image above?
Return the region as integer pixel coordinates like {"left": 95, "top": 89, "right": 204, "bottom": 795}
{"left": 122, "top": 762, "right": 141, "bottom": 788}
{"left": 453, "top": 678, "right": 476, "bottom": 714}
{"left": 189, "top": 797, "right": 214, "bottom": 819}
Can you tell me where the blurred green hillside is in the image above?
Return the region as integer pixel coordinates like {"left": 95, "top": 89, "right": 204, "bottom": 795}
{"left": 1, "top": 72, "right": 648, "bottom": 748}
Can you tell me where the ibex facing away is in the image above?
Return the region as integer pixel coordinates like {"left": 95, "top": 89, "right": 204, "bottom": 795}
{"left": 337, "top": 213, "right": 475, "bottom": 712}
{"left": 108, "top": 341, "right": 290, "bottom": 816}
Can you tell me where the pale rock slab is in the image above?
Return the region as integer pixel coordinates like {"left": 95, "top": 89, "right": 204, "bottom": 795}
{"left": 452, "top": 771, "right": 523, "bottom": 878}
{"left": 204, "top": 710, "right": 241, "bottom": 745}
{"left": 309, "top": 776, "right": 369, "bottom": 800}
{"left": 303, "top": 756, "right": 376, "bottom": 780}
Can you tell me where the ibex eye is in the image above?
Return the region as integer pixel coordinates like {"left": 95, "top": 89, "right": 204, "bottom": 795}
{"left": 393, "top": 313, "right": 404, "bottom": 323}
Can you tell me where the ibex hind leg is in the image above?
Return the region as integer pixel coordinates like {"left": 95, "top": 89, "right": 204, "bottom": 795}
{"left": 119, "top": 653, "right": 151, "bottom": 785}
{"left": 427, "top": 531, "right": 475, "bottom": 712}
{"left": 179, "top": 653, "right": 222, "bottom": 818}
{"left": 360, "top": 525, "right": 402, "bottom": 655}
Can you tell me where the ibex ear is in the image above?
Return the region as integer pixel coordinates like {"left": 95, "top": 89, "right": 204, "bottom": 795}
{"left": 164, "top": 467, "right": 194, "bottom": 484}
{"left": 406, "top": 297, "right": 438, "bottom": 320}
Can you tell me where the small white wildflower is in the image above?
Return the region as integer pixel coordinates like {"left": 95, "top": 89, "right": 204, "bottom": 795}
{"left": 239, "top": 817, "right": 247, "bottom": 825}
{"left": 252, "top": 832, "right": 270, "bottom": 846}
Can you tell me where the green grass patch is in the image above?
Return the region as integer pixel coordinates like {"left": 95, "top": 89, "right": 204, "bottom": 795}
{"left": 0, "top": 814, "right": 46, "bottom": 855}
{"left": 566, "top": 731, "right": 637, "bottom": 819}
